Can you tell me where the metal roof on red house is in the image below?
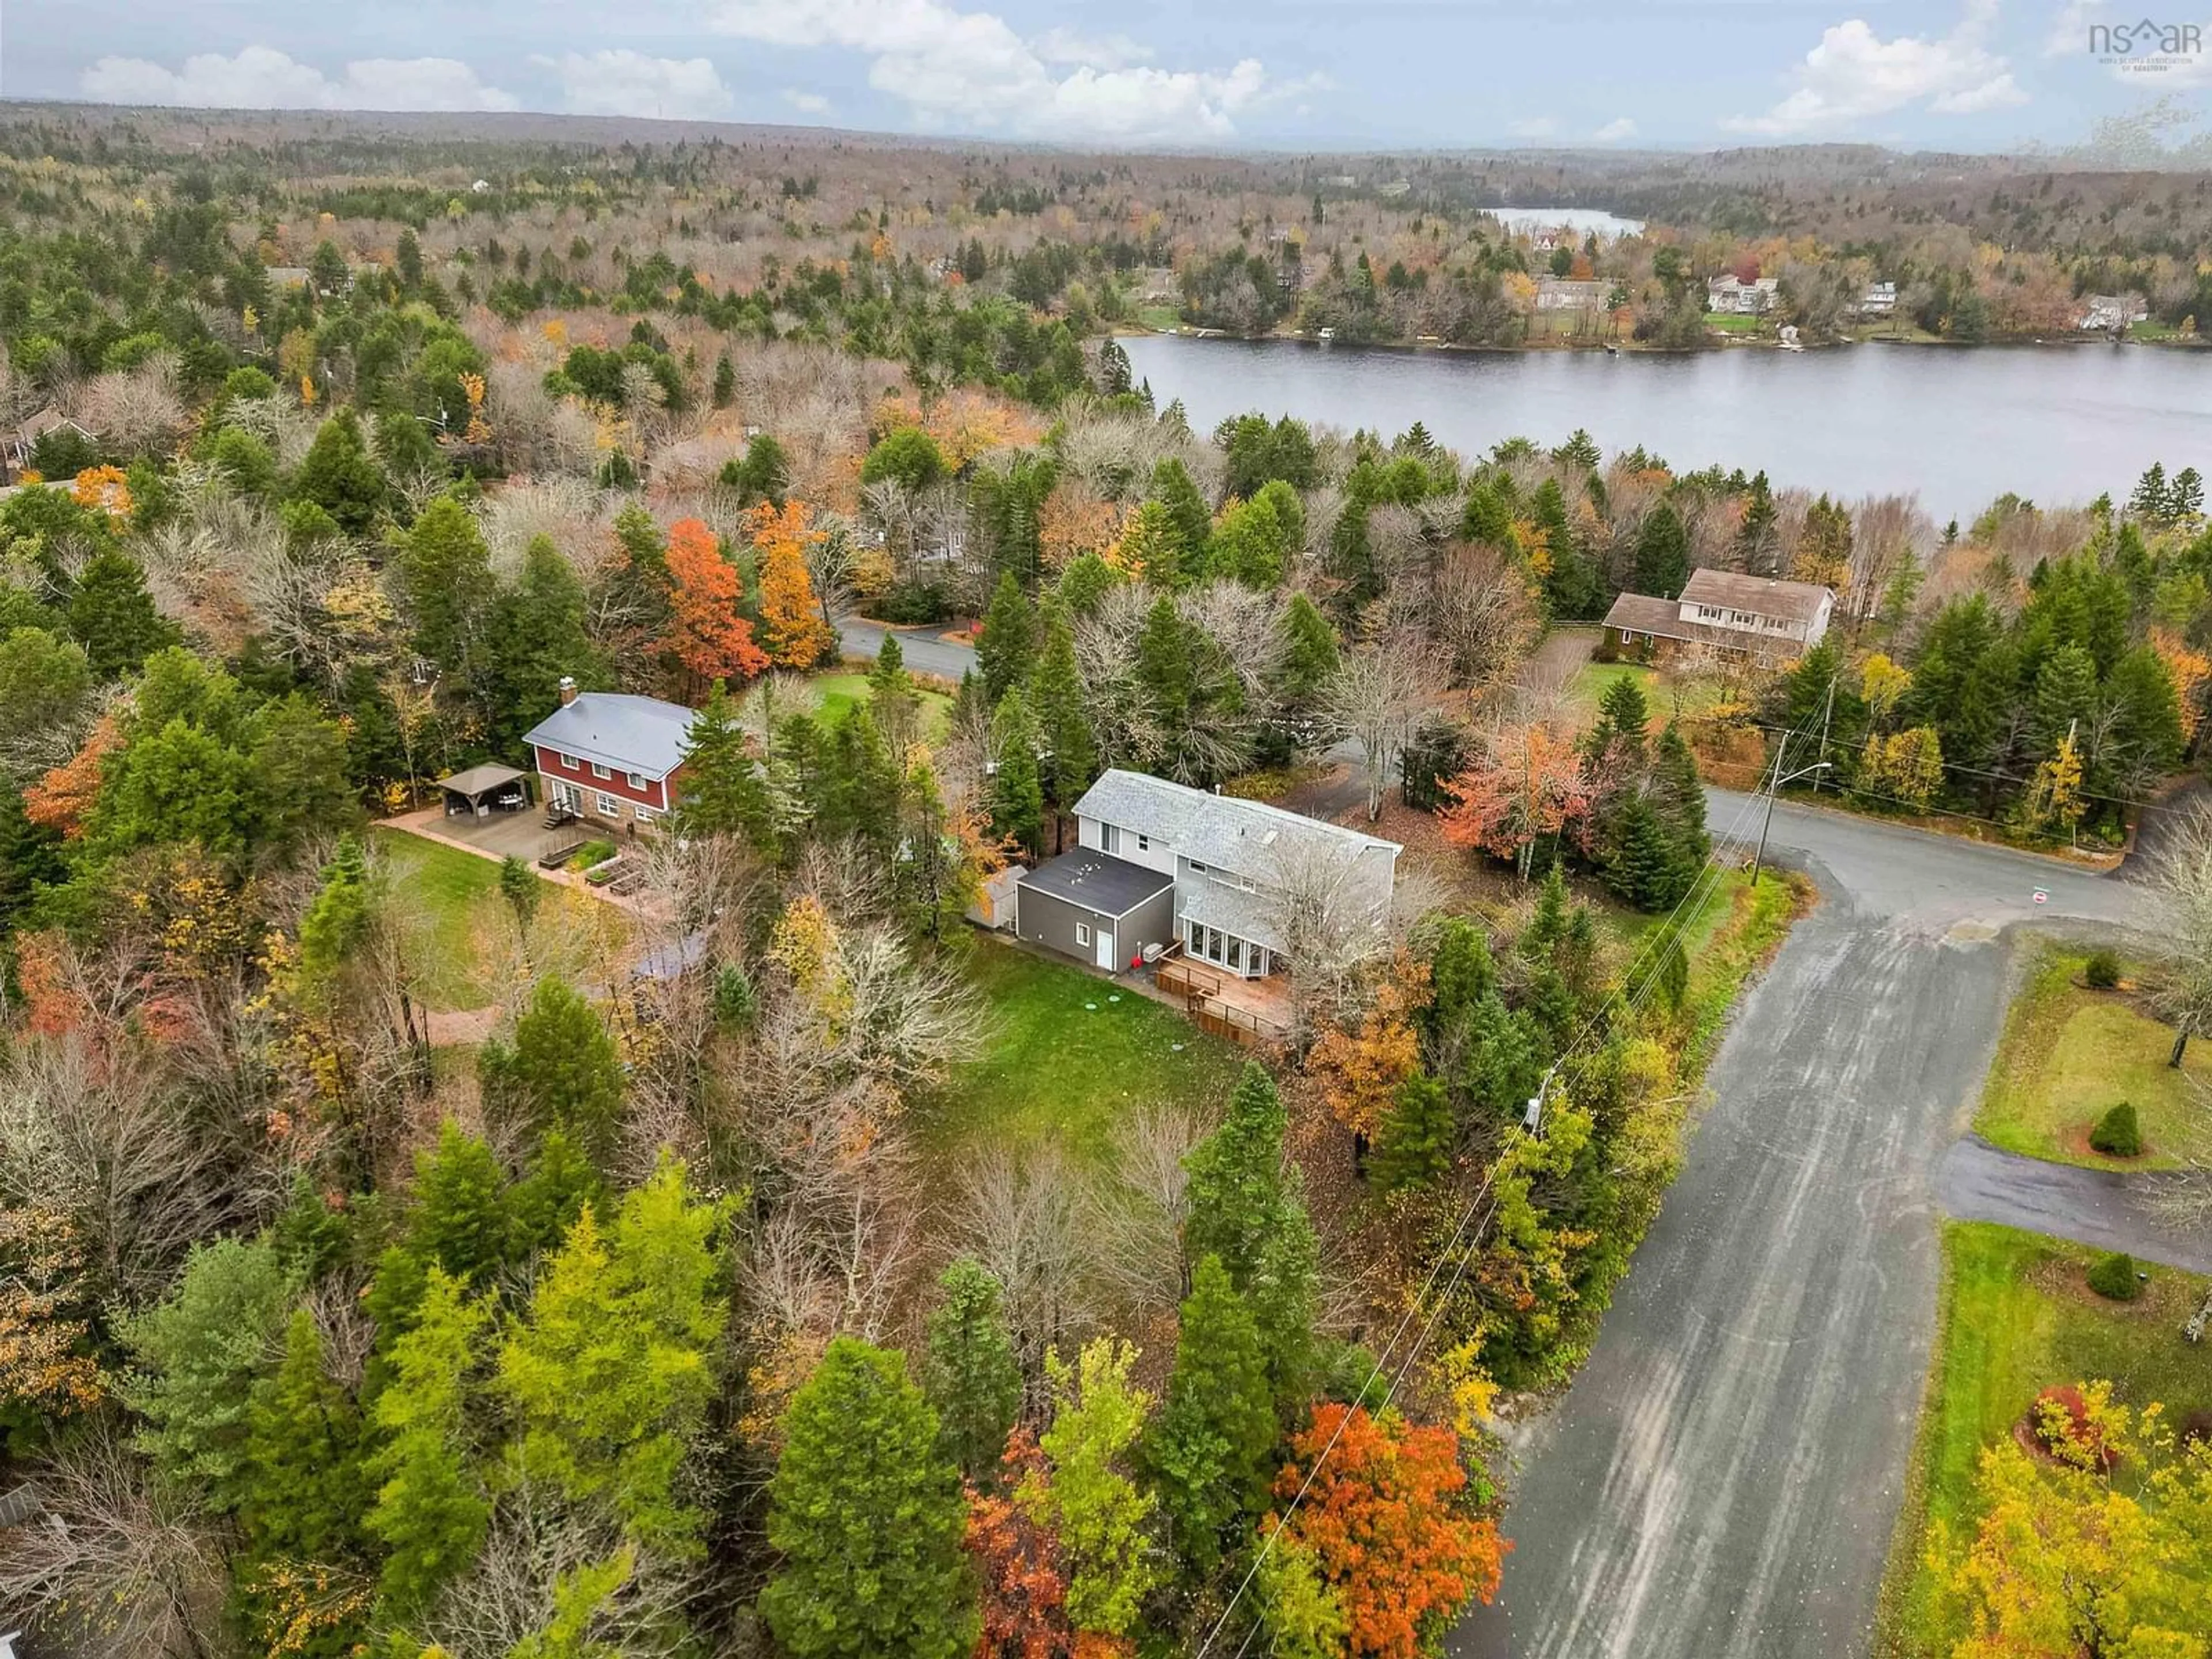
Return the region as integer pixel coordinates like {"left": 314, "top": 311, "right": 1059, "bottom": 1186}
{"left": 522, "top": 692, "right": 695, "bottom": 780}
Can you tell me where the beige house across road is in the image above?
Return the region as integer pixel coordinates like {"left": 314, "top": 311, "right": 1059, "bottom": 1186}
{"left": 1603, "top": 567, "right": 1833, "bottom": 662}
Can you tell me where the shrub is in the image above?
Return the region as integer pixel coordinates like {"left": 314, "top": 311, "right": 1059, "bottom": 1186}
{"left": 2084, "top": 948, "right": 2122, "bottom": 990}
{"left": 2031, "top": 1384, "right": 2119, "bottom": 1468}
{"left": 2089, "top": 1101, "right": 2141, "bottom": 1157}
{"left": 873, "top": 578, "right": 953, "bottom": 625}
{"left": 568, "top": 839, "right": 618, "bottom": 872}
{"left": 2086, "top": 1252, "right": 2143, "bottom": 1301}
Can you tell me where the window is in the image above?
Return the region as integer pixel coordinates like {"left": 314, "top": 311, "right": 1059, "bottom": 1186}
{"left": 1207, "top": 929, "right": 1225, "bottom": 964}
{"left": 1100, "top": 823, "right": 1120, "bottom": 854}
{"left": 1137, "top": 833, "right": 1150, "bottom": 852}
{"left": 562, "top": 752, "right": 579, "bottom": 770}
{"left": 591, "top": 763, "right": 611, "bottom": 780}
{"left": 1075, "top": 922, "right": 1091, "bottom": 947}
{"left": 596, "top": 792, "right": 618, "bottom": 818}
{"left": 1227, "top": 936, "right": 1244, "bottom": 971}
{"left": 627, "top": 771, "right": 646, "bottom": 790}
{"left": 634, "top": 806, "right": 658, "bottom": 825}
{"left": 1187, "top": 861, "right": 1207, "bottom": 873}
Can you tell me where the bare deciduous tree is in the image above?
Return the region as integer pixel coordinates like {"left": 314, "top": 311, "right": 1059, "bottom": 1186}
{"left": 954, "top": 1144, "right": 1094, "bottom": 1403}
{"left": 1321, "top": 635, "right": 1444, "bottom": 822}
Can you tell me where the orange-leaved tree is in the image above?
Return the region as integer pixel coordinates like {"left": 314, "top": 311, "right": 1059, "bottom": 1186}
{"left": 1302, "top": 950, "right": 1430, "bottom": 1139}
{"left": 660, "top": 516, "right": 767, "bottom": 696}
{"left": 966, "top": 1429, "right": 1076, "bottom": 1659}
{"left": 750, "top": 499, "right": 835, "bottom": 669}
{"left": 1438, "top": 723, "right": 1590, "bottom": 880}
{"left": 1270, "top": 1403, "right": 1506, "bottom": 1659}
{"left": 24, "top": 712, "right": 121, "bottom": 839}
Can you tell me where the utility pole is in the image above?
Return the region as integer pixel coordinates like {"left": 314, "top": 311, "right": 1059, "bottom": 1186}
{"left": 1814, "top": 670, "right": 1836, "bottom": 794}
{"left": 1751, "top": 732, "right": 1834, "bottom": 887}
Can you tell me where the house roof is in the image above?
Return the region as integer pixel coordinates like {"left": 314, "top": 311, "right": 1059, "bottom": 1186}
{"left": 1018, "top": 850, "right": 1175, "bottom": 918}
{"left": 13, "top": 406, "right": 94, "bottom": 444}
{"left": 1179, "top": 881, "right": 1285, "bottom": 954}
{"left": 1071, "top": 769, "right": 1399, "bottom": 880}
{"left": 523, "top": 692, "right": 696, "bottom": 779}
{"left": 1679, "top": 567, "right": 1830, "bottom": 624}
{"left": 1601, "top": 592, "right": 1753, "bottom": 652}
{"left": 435, "top": 763, "right": 527, "bottom": 799}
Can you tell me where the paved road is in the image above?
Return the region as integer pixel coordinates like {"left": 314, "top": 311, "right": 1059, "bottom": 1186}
{"left": 1937, "top": 1136, "right": 2211, "bottom": 1274}
{"left": 1453, "top": 789, "right": 2146, "bottom": 1659}
{"left": 835, "top": 615, "right": 976, "bottom": 681}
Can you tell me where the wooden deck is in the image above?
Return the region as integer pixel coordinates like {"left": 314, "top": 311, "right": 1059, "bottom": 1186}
{"left": 1154, "top": 953, "right": 1293, "bottom": 1046}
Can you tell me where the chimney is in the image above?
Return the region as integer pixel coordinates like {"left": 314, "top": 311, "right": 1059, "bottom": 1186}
{"left": 558, "top": 676, "right": 577, "bottom": 707}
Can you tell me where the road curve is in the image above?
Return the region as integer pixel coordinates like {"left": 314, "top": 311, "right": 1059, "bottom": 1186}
{"left": 835, "top": 615, "right": 977, "bottom": 681}
{"left": 1452, "top": 789, "right": 2144, "bottom": 1659}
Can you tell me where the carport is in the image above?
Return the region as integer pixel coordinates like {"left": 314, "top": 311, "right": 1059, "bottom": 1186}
{"left": 434, "top": 763, "right": 529, "bottom": 819}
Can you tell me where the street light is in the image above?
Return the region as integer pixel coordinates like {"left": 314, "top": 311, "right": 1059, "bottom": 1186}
{"left": 1750, "top": 756, "right": 1832, "bottom": 887}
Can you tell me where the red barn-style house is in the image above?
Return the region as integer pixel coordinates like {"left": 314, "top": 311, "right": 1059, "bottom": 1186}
{"left": 524, "top": 677, "right": 694, "bottom": 834}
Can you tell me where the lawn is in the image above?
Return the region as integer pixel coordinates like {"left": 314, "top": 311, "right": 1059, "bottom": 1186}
{"left": 919, "top": 941, "right": 1247, "bottom": 1165}
{"left": 1878, "top": 1221, "right": 2212, "bottom": 1657}
{"left": 1566, "top": 658, "right": 1717, "bottom": 725}
{"left": 370, "top": 826, "right": 503, "bottom": 1012}
{"left": 810, "top": 671, "right": 954, "bottom": 740}
{"left": 1975, "top": 944, "right": 2206, "bottom": 1171}
{"left": 1135, "top": 305, "right": 1182, "bottom": 332}
{"left": 1703, "top": 312, "right": 1765, "bottom": 335}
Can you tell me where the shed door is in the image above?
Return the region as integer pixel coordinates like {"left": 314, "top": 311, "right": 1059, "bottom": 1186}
{"left": 1094, "top": 926, "right": 1115, "bottom": 969}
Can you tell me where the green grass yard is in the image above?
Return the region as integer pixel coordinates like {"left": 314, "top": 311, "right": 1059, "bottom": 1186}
{"left": 1975, "top": 945, "right": 2205, "bottom": 1171}
{"left": 810, "top": 671, "right": 954, "bottom": 741}
{"left": 370, "top": 826, "right": 503, "bottom": 1012}
{"left": 1878, "top": 1222, "right": 2212, "bottom": 1657}
{"left": 919, "top": 941, "right": 1246, "bottom": 1165}
{"left": 1566, "top": 658, "right": 1718, "bottom": 725}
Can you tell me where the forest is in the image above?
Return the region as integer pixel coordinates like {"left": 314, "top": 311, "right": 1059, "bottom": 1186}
{"left": 0, "top": 109, "right": 2206, "bottom": 1659}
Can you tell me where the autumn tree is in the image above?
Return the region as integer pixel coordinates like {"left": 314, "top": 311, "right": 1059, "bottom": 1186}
{"left": 499, "top": 1158, "right": 726, "bottom": 1552}
{"left": 753, "top": 498, "right": 836, "bottom": 668}
{"left": 661, "top": 516, "right": 768, "bottom": 696}
{"left": 366, "top": 1268, "right": 490, "bottom": 1616}
{"left": 1270, "top": 1404, "right": 1505, "bottom": 1659}
{"left": 1440, "top": 722, "right": 1592, "bottom": 878}
{"left": 1022, "top": 1337, "right": 1156, "bottom": 1643}
{"left": 761, "top": 1335, "right": 977, "bottom": 1659}
{"left": 967, "top": 1429, "right": 1075, "bottom": 1659}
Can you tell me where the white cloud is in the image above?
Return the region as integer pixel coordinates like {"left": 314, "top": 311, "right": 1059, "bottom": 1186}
{"left": 1724, "top": 0, "right": 2027, "bottom": 135}
{"left": 533, "top": 51, "right": 734, "bottom": 119}
{"left": 1509, "top": 116, "right": 1558, "bottom": 138}
{"left": 1593, "top": 116, "right": 1637, "bottom": 142}
{"left": 712, "top": 0, "right": 1316, "bottom": 141}
{"left": 782, "top": 88, "right": 834, "bottom": 116}
{"left": 81, "top": 46, "right": 517, "bottom": 112}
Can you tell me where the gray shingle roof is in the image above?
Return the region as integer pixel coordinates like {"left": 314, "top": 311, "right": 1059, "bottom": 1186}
{"left": 1179, "top": 881, "right": 1284, "bottom": 953}
{"left": 523, "top": 693, "right": 695, "bottom": 779}
{"left": 1678, "top": 568, "right": 1830, "bottom": 625}
{"left": 1071, "top": 770, "right": 1399, "bottom": 880}
{"left": 1018, "top": 850, "right": 1175, "bottom": 917}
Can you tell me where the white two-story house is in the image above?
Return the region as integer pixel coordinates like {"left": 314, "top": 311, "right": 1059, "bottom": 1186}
{"left": 1601, "top": 567, "right": 1832, "bottom": 664}
{"left": 1012, "top": 769, "right": 1402, "bottom": 980}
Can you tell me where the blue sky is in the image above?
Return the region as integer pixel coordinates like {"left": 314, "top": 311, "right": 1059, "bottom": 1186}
{"left": 3, "top": 1, "right": 2205, "bottom": 151}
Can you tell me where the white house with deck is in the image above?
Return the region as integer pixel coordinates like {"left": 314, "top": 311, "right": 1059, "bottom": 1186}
{"left": 1013, "top": 769, "right": 1401, "bottom": 982}
{"left": 1602, "top": 567, "right": 1832, "bottom": 664}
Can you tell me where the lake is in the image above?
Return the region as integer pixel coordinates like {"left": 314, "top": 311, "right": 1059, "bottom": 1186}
{"left": 1119, "top": 334, "right": 2212, "bottom": 524}
{"left": 1484, "top": 207, "right": 1646, "bottom": 239}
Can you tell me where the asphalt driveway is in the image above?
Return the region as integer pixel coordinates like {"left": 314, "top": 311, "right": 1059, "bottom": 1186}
{"left": 1452, "top": 790, "right": 2146, "bottom": 1659}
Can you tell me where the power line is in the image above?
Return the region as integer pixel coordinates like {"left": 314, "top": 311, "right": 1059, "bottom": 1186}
{"left": 1191, "top": 714, "right": 1815, "bottom": 1655}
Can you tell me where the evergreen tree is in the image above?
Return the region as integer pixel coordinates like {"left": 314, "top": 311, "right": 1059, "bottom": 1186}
{"left": 66, "top": 549, "right": 179, "bottom": 677}
{"left": 1055, "top": 550, "right": 1120, "bottom": 618}
{"left": 1734, "top": 471, "right": 1778, "bottom": 574}
{"left": 488, "top": 978, "right": 628, "bottom": 1169}
{"left": 1604, "top": 791, "right": 1692, "bottom": 911}
{"left": 1651, "top": 723, "right": 1709, "bottom": 863}
{"left": 673, "top": 679, "right": 779, "bottom": 854}
{"left": 500, "top": 1160, "right": 726, "bottom": 1551}
{"left": 1147, "top": 1255, "right": 1277, "bottom": 1574}
{"left": 119, "top": 1236, "right": 297, "bottom": 1505}
{"left": 1029, "top": 608, "right": 1096, "bottom": 825}
{"left": 396, "top": 496, "right": 494, "bottom": 681}
{"left": 365, "top": 1122, "right": 513, "bottom": 1355}
{"left": 1183, "top": 1063, "right": 1319, "bottom": 1407}
{"left": 1137, "top": 594, "right": 1194, "bottom": 733}
{"left": 1631, "top": 502, "right": 1690, "bottom": 599}
{"left": 1372, "top": 1073, "right": 1456, "bottom": 1192}
{"left": 976, "top": 571, "right": 1038, "bottom": 705}
{"left": 711, "top": 353, "right": 735, "bottom": 408}
{"left": 1584, "top": 673, "right": 1650, "bottom": 772}
{"left": 291, "top": 410, "right": 387, "bottom": 534}
{"left": 1327, "top": 499, "right": 1377, "bottom": 608}
{"left": 1149, "top": 456, "right": 1214, "bottom": 567}
{"left": 507, "top": 1126, "right": 607, "bottom": 1259}
{"left": 366, "top": 1269, "right": 490, "bottom": 1616}
{"left": 922, "top": 1257, "right": 1023, "bottom": 1488}
{"left": 1278, "top": 592, "right": 1340, "bottom": 705}
{"left": 866, "top": 634, "right": 922, "bottom": 753}
{"left": 988, "top": 688, "right": 1046, "bottom": 857}
{"left": 2031, "top": 643, "right": 2098, "bottom": 756}
{"left": 1029, "top": 1338, "right": 1157, "bottom": 1639}
{"left": 760, "top": 1336, "right": 976, "bottom": 1659}
{"left": 238, "top": 1309, "right": 369, "bottom": 1564}
{"left": 488, "top": 535, "right": 597, "bottom": 748}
